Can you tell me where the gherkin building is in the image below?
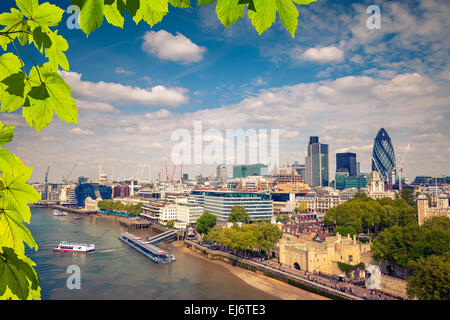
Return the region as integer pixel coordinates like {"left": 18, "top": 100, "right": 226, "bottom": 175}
{"left": 371, "top": 128, "right": 396, "bottom": 183}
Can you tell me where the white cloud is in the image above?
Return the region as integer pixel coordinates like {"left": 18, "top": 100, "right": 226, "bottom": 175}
{"left": 60, "top": 71, "right": 189, "bottom": 108}
{"left": 145, "top": 109, "right": 173, "bottom": 119}
{"left": 76, "top": 100, "right": 117, "bottom": 113}
{"left": 297, "top": 46, "right": 344, "bottom": 63}
{"left": 372, "top": 73, "right": 436, "bottom": 100}
{"left": 114, "top": 67, "right": 134, "bottom": 75}
{"left": 251, "top": 76, "right": 268, "bottom": 86}
{"left": 70, "top": 128, "right": 95, "bottom": 136}
{"left": 142, "top": 30, "right": 206, "bottom": 64}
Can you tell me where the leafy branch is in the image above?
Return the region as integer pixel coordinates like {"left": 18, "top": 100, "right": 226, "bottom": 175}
{"left": 0, "top": 0, "right": 317, "bottom": 300}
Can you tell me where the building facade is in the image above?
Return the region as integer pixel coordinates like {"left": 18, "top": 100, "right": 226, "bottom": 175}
{"left": 190, "top": 190, "right": 273, "bottom": 222}
{"left": 336, "top": 152, "right": 357, "bottom": 176}
{"left": 371, "top": 128, "right": 396, "bottom": 184}
{"left": 305, "top": 136, "right": 329, "bottom": 187}
{"left": 417, "top": 193, "right": 450, "bottom": 225}
{"left": 232, "top": 164, "right": 269, "bottom": 178}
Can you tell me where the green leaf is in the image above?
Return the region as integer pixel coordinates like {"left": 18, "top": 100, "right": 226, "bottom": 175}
{"left": 79, "top": 0, "right": 104, "bottom": 37}
{"left": 247, "top": 0, "right": 277, "bottom": 35}
{"left": 0, "top": 53, "right": 22, "bottom": 81}
{"left": 15, "top": 0, "right": 39, "bottom": 19}
{"left": 23, "top": 63, "right": 77, "bottom": 132}
{"left": 0, "top": 196, "right": 38, "bottom": 255}
{"left": 198, "top": 0, "right": 216, "bottom": 5}
{"left": 126, "top": 0, "right": 141, "bottom": 17}
{"left": 133, "top": 1, "right": 168, "bottom": 27}
{"left": 0, "top": 156, "right": 40, "bottom": 224}
{"left": 238, "top": 0, "right": 256, "bottom": 12}
{"left": 169, "top": 0, "right": 192, "bottom": 8}
{"left": 0, "top": 247, "right": 40, "bottom": 300}
{"left": 292, "top": 0, "right": 316, "bottom": 5}
{"left": 103, "top": 0, "right": 124, "bottom": 28}
{"left": 32, "top": 26, "right": 52, "bottom": 52}
{"left": 29, "top": 2, "right": 64, "bottom": 27}
{"left": 275, "top": 0, "right": 298, "bottom": 37}
{"left": 0, "top": 122, "right": 14, "bottom": 146}
{"left": 1, "top": 72, "right": 27, "bottom": 98}
{"left": 215, "top": 0, "right": 245, "bottom": 28}
{"left": 0, "top": 8, "right": 23, "bottom": 31}
{"left": 45, "top": 30, "right": 69, "bottom": 72}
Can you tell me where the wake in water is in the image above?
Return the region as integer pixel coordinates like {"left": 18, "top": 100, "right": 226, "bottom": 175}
{"left": 95, "top": 248, "right": 125, "bottom": 253}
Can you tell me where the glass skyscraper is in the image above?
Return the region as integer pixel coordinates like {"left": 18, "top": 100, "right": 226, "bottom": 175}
{"left": 305, "top": 136, "right": 329, "bottom": 187}
{"left": 372, "top": 128, "right": 396, "bottom": 184}
{"left": 336, "top": 152, "right": 357, "bottom": 176}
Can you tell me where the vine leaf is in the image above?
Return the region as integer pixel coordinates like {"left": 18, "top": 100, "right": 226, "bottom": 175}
{"left": 103, "top": 0, "right": 124, "bottom": 28}
{"left": 0, "top": 155, "right": 40, "bottom": 224}
{"left": 216, "top": 0, "right": 245, "bottom": 29}
{"left": 247, "top": 0, "right": 277, "bottom": 35}
{"left": 45, "top": 30, "right": 69, "bottom": 72}
{"left": 169, "top": 0, "right": 192, "bottom": 8}
{"left": 133, "top": 0, "right": 168, "bottom": 27}
{"left": 22, "top": 63, "right": 77, "bottom": 132}
{"left": 275, "top": 0, "right": 299, "bottom": 38}
{"left": 0, "top": 247, "right": 40, "bottom": 300}
{"left": 77, "top": 0, "right": 104, "bottom": 37}
{"left": 0, "top": 121, "right": 14, "bottom": 146}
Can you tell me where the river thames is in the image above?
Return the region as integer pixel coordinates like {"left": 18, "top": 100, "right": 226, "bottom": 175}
{"left": 25, "top": 207, "right": 278, "bottom": 300}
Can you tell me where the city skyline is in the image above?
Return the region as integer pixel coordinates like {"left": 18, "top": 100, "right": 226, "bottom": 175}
{"left": 1, "top": 0, "right": 449, "bottom": 182}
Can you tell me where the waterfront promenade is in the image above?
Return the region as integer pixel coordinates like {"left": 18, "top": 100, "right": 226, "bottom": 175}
{"left": 185, "top": 238, "right": 400, "bottom": 300}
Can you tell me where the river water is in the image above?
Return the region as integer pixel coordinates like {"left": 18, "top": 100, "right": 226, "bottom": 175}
{"left": 25, "top": 208, "right": 277, "bottom": 300}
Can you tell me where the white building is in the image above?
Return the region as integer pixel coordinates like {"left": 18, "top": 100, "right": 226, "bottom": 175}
{"left": 366, "top": 171, "right": 395, "bottom": 199}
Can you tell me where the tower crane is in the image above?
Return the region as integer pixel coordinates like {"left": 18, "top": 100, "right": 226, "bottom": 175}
{"left": 397, "top": 144, "right": 411, "bottom": 191}
{"left": 62, "top": 162, "right": 78, "bottom": 184}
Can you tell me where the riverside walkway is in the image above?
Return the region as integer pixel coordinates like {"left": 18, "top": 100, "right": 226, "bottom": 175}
{"left": 186, "top": 239, "right": 399, "bottom": 300}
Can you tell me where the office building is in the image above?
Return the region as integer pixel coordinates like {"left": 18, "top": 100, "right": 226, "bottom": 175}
{"left": 305, "top": 136, "right": 329, "bottom": 187}
{"left": 233, "top": 164, "right": 269, "bottom": 178}
{"left": 190, "top": 190, "right": 273, "bottom": 222}
{"left": 371, "top": 128, "right": 396, "bottom": 184}
{"left": 336, "top": 152, "right": 357, "bottom": 176}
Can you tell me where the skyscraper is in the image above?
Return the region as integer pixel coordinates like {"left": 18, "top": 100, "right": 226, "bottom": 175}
{"left": 372, "top": 128, "right": 396, "bottom": 184}
{"left": 336, "top": 152, "right": 357, "bottom": 176}
{"left": 305, "top": 136, "right": 329, "bottom": 187}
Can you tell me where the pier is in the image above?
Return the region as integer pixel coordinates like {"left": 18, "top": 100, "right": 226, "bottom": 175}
{"left": 119, "top": 217, "right": 152, "bottom": 229}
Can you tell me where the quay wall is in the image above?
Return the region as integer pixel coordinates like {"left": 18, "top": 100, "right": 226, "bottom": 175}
{"left": 184, "top": 240, "right": 361, "bottom": 300}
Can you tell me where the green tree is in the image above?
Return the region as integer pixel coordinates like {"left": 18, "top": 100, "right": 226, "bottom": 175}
{"left": 228, "top": 205, "right": 250, "bottom": 223}
{"left": 0, "top": 0, "right": 317, "bottom": 300}
{"left": 332, "top": 226, "right": 357, "bottom": 238}
{"left": 399, "top": 188, "right": 416, "bottom": 206}
{"left": 195, "top": 212, "right": 217, "bottom": 235}
{"left": 407, "top": 253, "right": 450, "bottom": 300}
{"left": 166, "top": 220, "right": 174, "bottom": 229}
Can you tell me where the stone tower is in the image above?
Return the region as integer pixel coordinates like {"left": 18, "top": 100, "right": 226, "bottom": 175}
{"left": 417, "top": 193, "right": 429, "bottom": 226}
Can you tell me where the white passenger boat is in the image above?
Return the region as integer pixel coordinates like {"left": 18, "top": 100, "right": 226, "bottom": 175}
{"left": 54, "top": 241, "right": 95, "bottom": 252}
{"left": 53, "top": 210, "right": 67, "bottom": 216}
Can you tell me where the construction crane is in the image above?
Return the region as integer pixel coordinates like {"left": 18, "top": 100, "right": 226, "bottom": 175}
{"left": 62, "top": 162, "right": 78, "bottom": 184}
{"left": 171, "top": 166, "right": 176, "bottom": 185}
{"left": 397, "top": 144, "right": 411, "bottom": 191}
{"left": 165, "top": 162, "right": 169, "bottom": 183}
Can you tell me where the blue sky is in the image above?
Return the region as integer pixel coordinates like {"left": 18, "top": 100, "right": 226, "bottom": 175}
{"left": 1, "top": 0, "right": 449, "bottom": 183}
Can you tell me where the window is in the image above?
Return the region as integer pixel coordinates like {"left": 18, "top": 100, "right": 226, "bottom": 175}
{"left": 348, "top": 255, "right": 353, "bottom": 262}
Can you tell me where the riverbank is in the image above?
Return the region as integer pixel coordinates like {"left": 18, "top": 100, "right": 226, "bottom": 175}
{"left": 178, "top": 241, "right": 328, "bottom": 300}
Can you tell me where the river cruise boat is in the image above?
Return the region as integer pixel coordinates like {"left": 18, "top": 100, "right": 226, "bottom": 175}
{"left": 53, "top": 210, "right": 67, "bottom": 216}
{"left": 54, "top": 242, "right": 95, "bottom": 252}
{"left": 119, "top": 232, "right": 175, "bottom": 264}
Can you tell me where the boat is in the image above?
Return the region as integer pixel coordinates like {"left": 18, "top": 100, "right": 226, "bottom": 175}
{"left": 54, "top": 241, "right": 95, "bottom": 252}
{"left": 53, "top": 210, "right": 67, "bottom": 216}
{"left": 118, "top": 232, "right": 175, "bottom": 264}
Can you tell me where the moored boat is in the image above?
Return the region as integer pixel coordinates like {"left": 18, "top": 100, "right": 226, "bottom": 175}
{"left": 119, "top": 232, "right": 175, "bottom": 263}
